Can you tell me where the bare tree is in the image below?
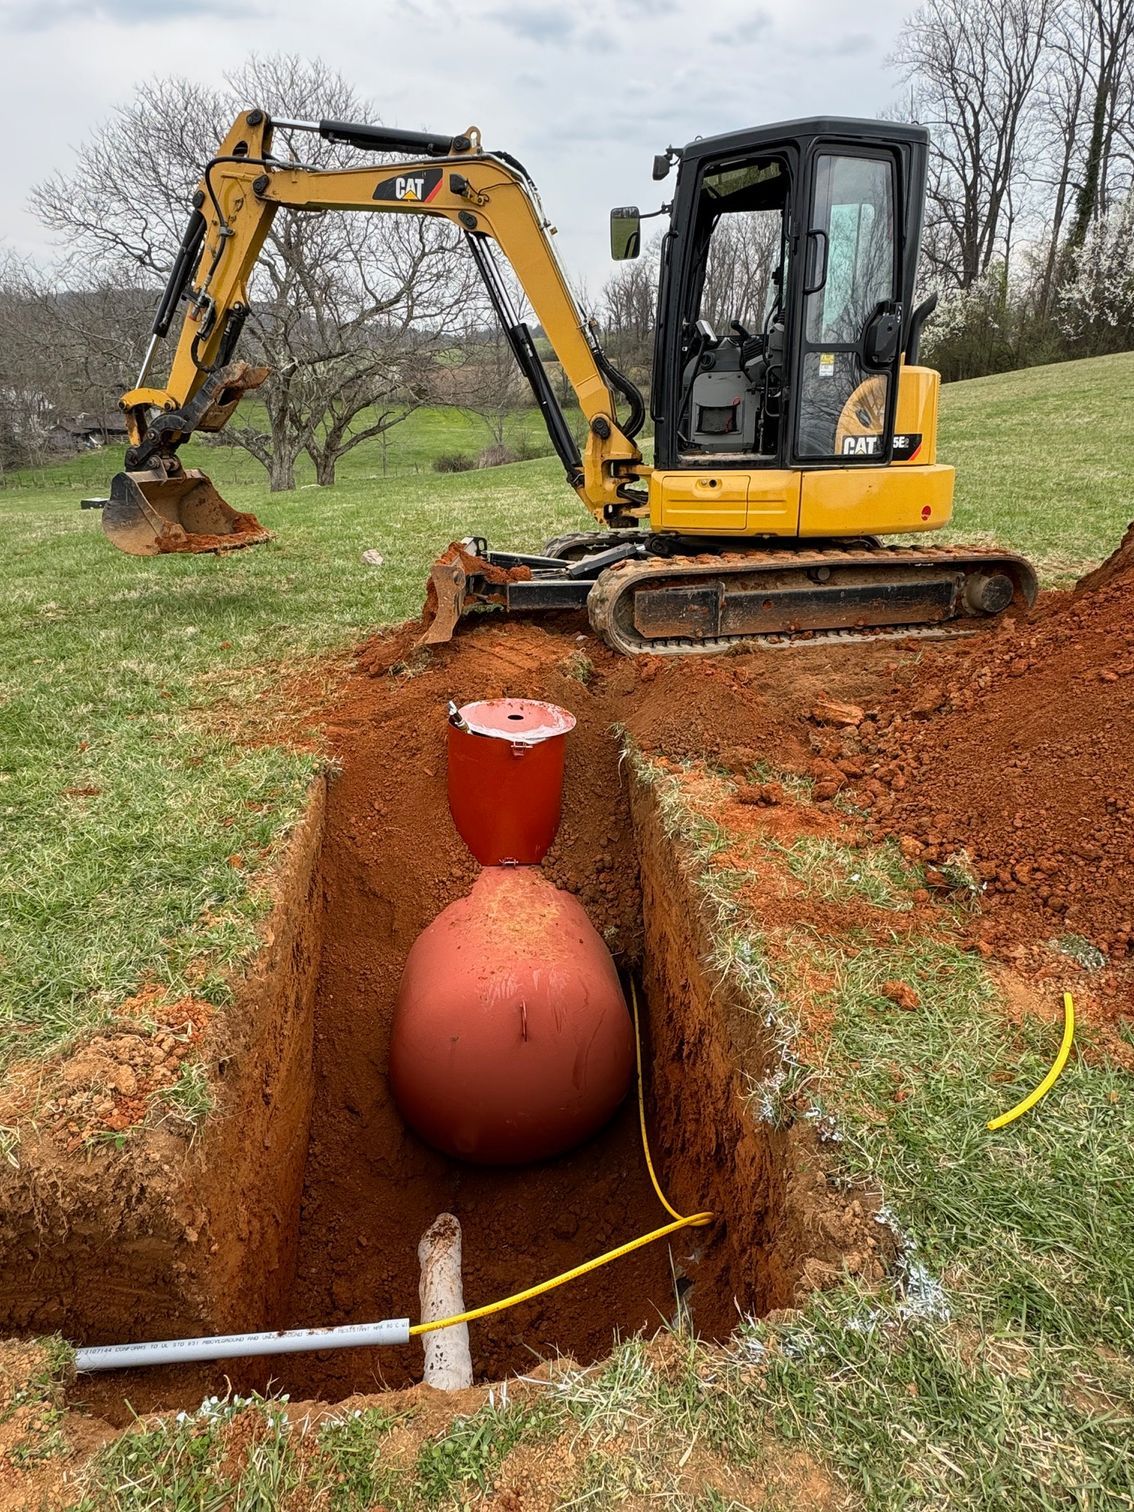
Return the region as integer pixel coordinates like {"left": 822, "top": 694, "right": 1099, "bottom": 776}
{"left": 32, "top": 55, "right": 472, "bottom": 491}
{"left": 0, "top": 255, "right": 147, "bottom": 469}
{"left": 599, "top": 242, "right": 659, "bottom": 390}
{"left": 700, "top": 212, "right": 781, "bottom": 332}
{"left": 0, "top": 258, "right": 46, "bottom": 471}
{"left": 1065, "top": 0, "right": 1134, "bottom": 250}
{"left": 892, "top": 0, "right": 1053, "bottom": 287}
{"left": 1029, "top": 0, "right": 1097, "bottom": 317}
{"left": 433, "top": 266, "right": 532, "bottom": 454}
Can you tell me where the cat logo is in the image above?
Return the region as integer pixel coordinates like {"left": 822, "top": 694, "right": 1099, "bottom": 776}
{"left": 841, "top": 434, "right": 881, "bottom": 456}
{"left": 372, "top": 167, "right": 443, "bottom": 204}
{"left": 840, "top": 432, "right": 924, "bottom": 460}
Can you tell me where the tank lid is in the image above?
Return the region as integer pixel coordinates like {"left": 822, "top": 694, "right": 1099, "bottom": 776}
{"left": 457, "top": 698, "right": 576, "bottom": 745}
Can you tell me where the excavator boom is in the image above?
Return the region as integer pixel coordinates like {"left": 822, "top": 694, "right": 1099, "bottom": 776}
{"left": 84, "top": 111, "right": 645, "bottom": 557}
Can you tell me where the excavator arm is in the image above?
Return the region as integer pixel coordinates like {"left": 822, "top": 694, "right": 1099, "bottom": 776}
{"left": 94, "top": 110, "right": 645, "bottom": 557}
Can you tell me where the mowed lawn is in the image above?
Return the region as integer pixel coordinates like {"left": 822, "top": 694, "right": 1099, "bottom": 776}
{"left": 0, "top": 354, "right": 1131, "bottom": 1066}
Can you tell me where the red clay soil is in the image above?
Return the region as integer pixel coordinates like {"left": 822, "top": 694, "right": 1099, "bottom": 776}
{"left": 157, "top": 513, "right": 271, "bottom": 553}
{"left": 420, "top": 541, "right": 532, "bottom": 631}
{"left": 817, "top": 523, "right": 1134, "bottom": 1057}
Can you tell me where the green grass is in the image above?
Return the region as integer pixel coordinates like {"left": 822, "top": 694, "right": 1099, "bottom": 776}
{"left": 933, "top": 350, "right": 1134, "bottom": 581}
{"left": 150, "top": 1059, "right": 214, "bottom": 1134}
{"left": 74, "top": 1392, "right": 558, "bottom": 1511}
{"left": 72, "top": 1393, "right": 301, "bottom": 1511}
{"left": 767, "top": 835, "right": 920, "bottom": 912}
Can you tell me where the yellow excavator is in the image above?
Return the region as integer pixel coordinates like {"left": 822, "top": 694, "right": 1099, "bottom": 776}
{"left": 84, "top": 110, "right": 1036, "bottom": 653}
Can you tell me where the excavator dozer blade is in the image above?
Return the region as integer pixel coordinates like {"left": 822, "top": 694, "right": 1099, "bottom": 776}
{"left": 100, "top": 468, "right": 272, "bottom": 556}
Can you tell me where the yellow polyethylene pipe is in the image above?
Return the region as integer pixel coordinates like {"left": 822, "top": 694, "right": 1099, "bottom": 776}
{"left": 410, "top": 1215, "right": 708, "bottom": 1337}
{"left": 410, "top": 979, "right": 713, "bottom": 1339}
{"left": 987, "top": 992, "right": 1075, "bottom": 1131}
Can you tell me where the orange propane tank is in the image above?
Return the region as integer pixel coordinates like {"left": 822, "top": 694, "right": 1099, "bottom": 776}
{"left": 389, "top": 866, "right": 633, "bottom": 1164}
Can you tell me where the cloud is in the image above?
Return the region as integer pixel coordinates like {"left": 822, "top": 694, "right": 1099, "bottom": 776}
{"left": 706, "top": 9, "right": 772, "bottom": 44}
{"left": 5, "top": 0, "right": 235, "bottom": 30}
{"left": 0, "top": 0, "right": 915, "bottom": 290}
{"left": 486, "top": 5, "right": 577, "bottom": 44}
{"left": 783, "top": 29, "right": 875, "bottom": 57}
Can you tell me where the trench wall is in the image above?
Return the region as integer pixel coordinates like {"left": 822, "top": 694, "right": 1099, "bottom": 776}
{"left": 0, "top": 744, "right": 872, "bottom": 1380}
{"left": 0, "top": 782, "right": 326, "bottom": 1347}
{"left": 631, "top": 777, "right": 861, "bottom": 1330}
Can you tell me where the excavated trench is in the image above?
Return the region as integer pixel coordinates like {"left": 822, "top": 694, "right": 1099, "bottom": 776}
{"left": 0, "top": 623, "right": 878, "bottom": 1424}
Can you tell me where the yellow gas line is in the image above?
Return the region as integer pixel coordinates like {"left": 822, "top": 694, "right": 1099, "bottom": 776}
{"left": 987, "top": 992, "right": 1075, "bottom": 1131}
{"left": 411, "top": 979, "right": 713, "bottom": 1339}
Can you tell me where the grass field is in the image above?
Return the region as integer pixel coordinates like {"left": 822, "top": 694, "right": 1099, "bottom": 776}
{"left": 1, "top": 354, "right": 1133, "bottom": 1508}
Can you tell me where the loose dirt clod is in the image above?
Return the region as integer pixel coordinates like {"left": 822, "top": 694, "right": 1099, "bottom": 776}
{"left": 882, "top": 980, "right": 921, "bottom": 1011}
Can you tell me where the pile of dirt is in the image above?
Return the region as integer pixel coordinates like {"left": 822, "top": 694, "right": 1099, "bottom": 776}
{"left": 157, "top": 512, "right": 271, "bottom": 554}
{"left": 806, "top": 524, "right": 1134, "bottom": 1047}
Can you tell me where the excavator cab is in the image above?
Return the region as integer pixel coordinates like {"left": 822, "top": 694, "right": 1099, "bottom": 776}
{"left": 649, "top": 119, "right": 924, "bottom": 479}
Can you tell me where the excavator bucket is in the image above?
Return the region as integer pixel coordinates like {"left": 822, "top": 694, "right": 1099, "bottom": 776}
{"left": 97, "top": 468, "right": 272, "bottom": 556}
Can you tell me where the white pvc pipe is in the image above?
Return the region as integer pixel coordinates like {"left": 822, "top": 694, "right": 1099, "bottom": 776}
{"left": 74, "top": 1317, "right": 411, "bottom": 1373}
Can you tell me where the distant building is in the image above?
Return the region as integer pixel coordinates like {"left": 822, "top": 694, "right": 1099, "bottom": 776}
{"left": 46, "top": 413, "right": 129, "bottom": 453}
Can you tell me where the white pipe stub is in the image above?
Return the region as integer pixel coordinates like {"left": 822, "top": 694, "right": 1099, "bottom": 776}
{"left": 74, "top": 1317, "right": 412, "bottom": 1373}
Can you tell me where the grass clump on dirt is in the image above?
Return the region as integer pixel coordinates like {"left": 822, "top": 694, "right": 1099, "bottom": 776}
{"left": 769, "top": 835, "right": 920, "bottom": 912}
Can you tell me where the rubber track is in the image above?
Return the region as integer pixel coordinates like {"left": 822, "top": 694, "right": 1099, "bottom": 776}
{"left": 586, "top": 543, "right": 1038, "bottom": 656}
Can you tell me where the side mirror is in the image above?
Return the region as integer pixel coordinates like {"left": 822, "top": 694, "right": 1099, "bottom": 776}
{"left": 863, "top": 301, "right": 902, "bottom": 370}
{"left": 609, "top": 206, "right": 641, "bottom": 260}
{"left": 652, "top": 153, "right": 671, "bottom": 181}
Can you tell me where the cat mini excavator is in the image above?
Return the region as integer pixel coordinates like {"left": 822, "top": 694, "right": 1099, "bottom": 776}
{"left": 86, "top": 109, "right": 1036, "bottom": 653}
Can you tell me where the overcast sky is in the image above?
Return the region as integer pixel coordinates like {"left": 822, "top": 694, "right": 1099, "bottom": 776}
{"left": 0, "top": 0, "right": 916, "bottom": 293}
